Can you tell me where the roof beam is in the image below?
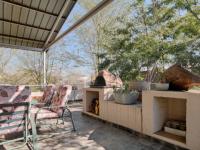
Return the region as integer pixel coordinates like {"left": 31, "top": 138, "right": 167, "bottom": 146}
{"left": 0, "top": 43, "right": 42, "bottom": 52}
{"left": 44, "top": 0, "right": 77, "bottom": 47}
{"left": 0, "top": 34, "right": 45, "bottom": 44}
{"left": 0, "top": 19, "right": 58, "bottom": 33}
{"left": 44, "top": 0, "right": 113, "bottom": 51}
{"left": 2, "top": 0, "right": 67, "bottom": 20}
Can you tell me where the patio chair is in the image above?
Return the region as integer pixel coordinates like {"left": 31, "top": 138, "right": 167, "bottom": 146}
{"left": 31, "top": 85, "right": 76, "bottom": 131}
{"left": 0, "top": 85, "right": 31, "bottom": 104}
{"left": 0, "top": 102, "right": 38, "bottom": 150}
{"left": 36, "top": 84, "right": 56, "bottom": 107}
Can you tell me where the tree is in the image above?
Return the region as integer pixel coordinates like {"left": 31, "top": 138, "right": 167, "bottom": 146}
{"left": 163, "top": 0, "right": 200, "bottom": 74}
{"left": 100, "top": 0, "right": 200, "bottom": 82}
{"left": 0, "top": 48, "right": 14, "bottom": 83}
{"left": 101, "top": 0, "right": 173, "bottom": 81}
{"left": 71, "top": 0, "right": 132, "bottom": 74}
{"left": 16, "top": 51, "right": 43, "bottom": 85}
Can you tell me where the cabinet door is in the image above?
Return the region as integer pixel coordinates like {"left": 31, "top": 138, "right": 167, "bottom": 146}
{"left": 118, "top": 104, "right": 129, "bottom": 127}
{"left": 107, "top": 101, "right": 119, "bottom": 124}
{"left": 99, "top": 100, "right": 108, "bottom": 120}
{"left": 128, "top": 106, "right": 136, "bottom": 130}
{"left": 135, "top": 107, "right": 142, "bottom": 132}
{"left": 128, "top": 106, "right": 142, "bottom": 132}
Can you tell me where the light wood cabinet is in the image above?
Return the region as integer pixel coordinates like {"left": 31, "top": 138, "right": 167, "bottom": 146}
{"left": 107, "top": 101, "right": 119, "bottom": 124}
{"left": 83, "top": 88, "right": 200, "bottom": 149}
{"left": 83, "top": 88, "right": 142, "bottom": 133}
{"left": 118, "top": 104, "right": 129, "bottom": 127}
{"left": 99, "top": 100, "right": 108, "bottom": 120}
{"left": 105, "top": 101, "right": 142, "bottom": 132}
{"left": 142, "top": 90, "right": 200, "bottom": 150}
{"left": 128, "top": 106, "right": 142, "bottom": 132}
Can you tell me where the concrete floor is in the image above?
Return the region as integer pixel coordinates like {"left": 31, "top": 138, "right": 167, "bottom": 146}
{"left": 2, "top": 103, "right": 186, "bottom": 150}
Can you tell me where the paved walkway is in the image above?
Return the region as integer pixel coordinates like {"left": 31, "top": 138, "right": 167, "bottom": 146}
{"left": 2, "top": 103, "right": 186, "bottom": 150}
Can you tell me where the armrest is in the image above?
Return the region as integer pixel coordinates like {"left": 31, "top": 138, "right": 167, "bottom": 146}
{"left": 38, "top": 105, "right": 67, "bottom": 113}
{"left": 31, "top": 97, "right": 42, "bottom": 101}
{"left": 37, "top": 105, "right": 65, "bottom": 109}
{"left": 31, "top": 102, "right": 45, "bottom": 105}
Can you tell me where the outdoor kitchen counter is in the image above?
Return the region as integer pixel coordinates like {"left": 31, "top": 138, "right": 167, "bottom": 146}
{"left": 83, "top": 87, "right": 142, "bottom": 133}
{"left": 83, "top": 88, "right": 200, "bottom": 149}
{"left": 100, "top": 100, "right": 142, "bottom": 132}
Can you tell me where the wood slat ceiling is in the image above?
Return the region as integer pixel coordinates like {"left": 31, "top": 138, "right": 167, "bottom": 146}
{"left": 0, "top": 0, "right": 77, "bottom": 52}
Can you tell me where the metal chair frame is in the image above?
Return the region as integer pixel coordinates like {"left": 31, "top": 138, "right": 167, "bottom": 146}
{"left": 0, "top": 102, "right": 38, "bottom": 150}
{"left": 34, "top": 104, "right": 76, "bottom": 131}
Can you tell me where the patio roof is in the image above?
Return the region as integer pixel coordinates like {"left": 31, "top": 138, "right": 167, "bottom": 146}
{"left": 0, "top": 0, "right": 113, "bottom": 52}
{"left": 0, "top": 0, "right": 77, "bottom": 52}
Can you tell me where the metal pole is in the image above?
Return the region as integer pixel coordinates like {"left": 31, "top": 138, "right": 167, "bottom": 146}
{"left": 43, "top": 0, "right": 77, "bottom": 47}
{"left": 43, "top": 51, "right": 47, "bottom": 86}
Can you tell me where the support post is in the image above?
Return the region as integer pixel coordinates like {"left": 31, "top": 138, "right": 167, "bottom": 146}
{"left": 43, "top": 51, "right": 47, "bottom": 86}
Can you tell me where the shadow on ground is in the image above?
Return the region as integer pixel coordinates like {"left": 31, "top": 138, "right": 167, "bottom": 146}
{"left": 3, "top": 103, "right": 187, "bottom": 150}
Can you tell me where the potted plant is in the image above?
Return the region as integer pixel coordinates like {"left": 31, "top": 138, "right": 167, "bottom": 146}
{"left": 151, "top": 72, "right": 169, "bottom": 91}
{"left": 113, "top": 85, "right": 139, "bottom": 105}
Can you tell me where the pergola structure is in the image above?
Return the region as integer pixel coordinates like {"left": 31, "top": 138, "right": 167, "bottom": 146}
{"left": 0, "top": 0, "right": 113, "bottom": 85}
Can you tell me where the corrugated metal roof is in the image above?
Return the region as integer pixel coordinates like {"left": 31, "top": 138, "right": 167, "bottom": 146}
{"left": 0, "top": 0, "right": 77, "bottom": 52}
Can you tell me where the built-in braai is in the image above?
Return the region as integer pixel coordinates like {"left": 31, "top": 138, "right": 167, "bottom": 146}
{"left": 91, "top": 70, "right": 123, "bottom": 88}
{"left": 94, "top": 76, "right": 106, "bottom": 87}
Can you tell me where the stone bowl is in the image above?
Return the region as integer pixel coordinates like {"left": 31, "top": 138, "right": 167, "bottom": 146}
{"left": 151, "top": 83, "right": 169, "bottom": 91}
{"left": 113, "top": 91, "right": 139, "bottom": 105}
{"left": 128, "top": 81, "right": 151, "bottom": 91}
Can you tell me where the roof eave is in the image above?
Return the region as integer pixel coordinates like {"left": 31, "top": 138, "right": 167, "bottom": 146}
{"left": 0, "top": 43, "right": 43, "bottom": 52}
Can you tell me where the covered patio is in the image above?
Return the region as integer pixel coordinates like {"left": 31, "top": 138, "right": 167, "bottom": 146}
{"left": 0, "top": 0, "right": 113, "bottom": 85}
{"left": 0, "top": 0, "right": 200, "bottom": 150}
